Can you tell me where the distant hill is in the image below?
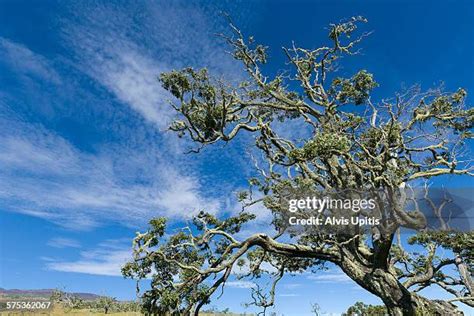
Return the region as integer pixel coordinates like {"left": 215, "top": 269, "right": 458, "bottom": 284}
{"left": 0, "top": 288, "right": 100, "bottom": 300}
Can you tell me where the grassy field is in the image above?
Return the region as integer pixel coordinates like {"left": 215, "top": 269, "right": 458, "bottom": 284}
{"left": 1, "top": 306, "right": 140, "bottom": 315}
{"left": 0, "top": 291, "right": 252, "bottom": 316}
{"left": 0, "top": 305, "right": 252, "bottom": 315}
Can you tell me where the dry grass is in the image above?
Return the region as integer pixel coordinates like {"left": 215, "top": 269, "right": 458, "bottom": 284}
{"left": 1, "top": 306, "right": 140, "bottom": 316}
{"left": 1, "top": 306, "right": 250, "bottom": 315}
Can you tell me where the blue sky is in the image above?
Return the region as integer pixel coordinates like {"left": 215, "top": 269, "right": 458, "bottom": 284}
{"left": 0, "top": 0, "right": 473, "bottom": 315}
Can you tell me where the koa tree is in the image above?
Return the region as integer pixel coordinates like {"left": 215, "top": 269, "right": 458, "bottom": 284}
{"left": 122, "top": 17, "right": 473, "bottom": 315}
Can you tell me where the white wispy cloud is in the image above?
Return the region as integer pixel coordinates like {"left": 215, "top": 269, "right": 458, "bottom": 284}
{"left": 0, "top": 119, "right": 219, "bottom": 230}
{"left": 0, "top": 1, "right": 263, "bottom": 284}
{"left": 307, "top": 270, "right": 353, "bottom": 283}
{"left": 45, "top": 239, "right": 131, "bottom": 276}
{"left": 93, "top": 52, "right": 170, "bottom": 127}
{"left": 60, "top": 1, "right": 241, "bottom": 128}
{"left": 226, "top": 280, "right": 255, "bottom": 289}
{"left": 283, "top": 283, "right": 302, "bottom": 289}
{"left": 0, "top": 1, "right": 245, "bottom": 232}
{"left": 47, "top": 237, "right": 81, "bottom": 249}
{"left": 278, "top": 293, "right": 300, "bottom": 297}
{"left": 0, "top": 37, "right": 60, "bottom": 83}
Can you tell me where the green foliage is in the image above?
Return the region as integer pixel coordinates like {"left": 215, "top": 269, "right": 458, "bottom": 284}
{"left": 161, "top": 68, "right": 227, "bottom": 140}
{"left": 50, "top": 290, "right": 141, "bottom": 313}
{"left": 290, "top": 132, "right": 351, "bottom": 161}
{"left": 342, "top": 301, "right": 387, "bottom": 316}
{"left": 409, "top": 231, "right": 473, "bottom": 268}
{"left": 329, "top": 16, "right": 368, "bottom": 41}
{"left": 149, "top": 217, "right": 167, "bottom": 236}
{"left": 49, "top": 289, "right": 84, "bottom": 309}
{"left": 413, "top": 88, "right": 472, "bottom": 136}
{"left": 330, "top": 70, "right": 378, "bottom": 105}
{"left": 95, "top": 296, "right": 117, "bottom": 314}
{"left": 360, "top": 122, "right": 403, "bottom": 150}
{"left": 123, "top": 212, "right": 257, "bottom": 314}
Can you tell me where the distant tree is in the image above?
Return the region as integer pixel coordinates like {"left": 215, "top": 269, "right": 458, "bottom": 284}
{"left": 122, "top": 16, "right": 473, "bottom": 315}
{"left": 342, "top": 301, "right": 387, "bottom": 316}
{"left": 49, "top": 288, "right": 64, "bottom": 303}
{"left": 49, "top": 288, "right": 83, "bottom": 309}
{"left": 310, "top": 302, "right": 321, "bottom": 315}
{"left": 95, "top": 296, "right": 117, "bottom": 314}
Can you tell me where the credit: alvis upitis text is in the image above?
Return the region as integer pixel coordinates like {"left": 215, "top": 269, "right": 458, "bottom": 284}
{"left": 288, "top": 214, "right": 381, "bottom": 226}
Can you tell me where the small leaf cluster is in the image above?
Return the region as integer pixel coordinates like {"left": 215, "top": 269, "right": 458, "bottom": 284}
{"left": 161, "top": 68, "right": 227, "bottom": 140}
{"left": 329, "top": 16, "right": 368, "bottom": 41}
{"left": 290, "top": 132, "right": 351, "bottom": 161}
{"left": 359, "top": 122, "right": 402, "bottom": 151}
{"left": 409, "top": 231, "right": 473, "bottom": 268}
{"left": 342, "top": 301, "right": 387, "bottom": 316}
{"left": 330, "top": 70, "right": 378, "bottom": 105}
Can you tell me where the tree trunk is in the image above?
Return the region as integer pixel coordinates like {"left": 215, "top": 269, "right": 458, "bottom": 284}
{"left": 338, "top": 254, "right": 463, "bottom": 315}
